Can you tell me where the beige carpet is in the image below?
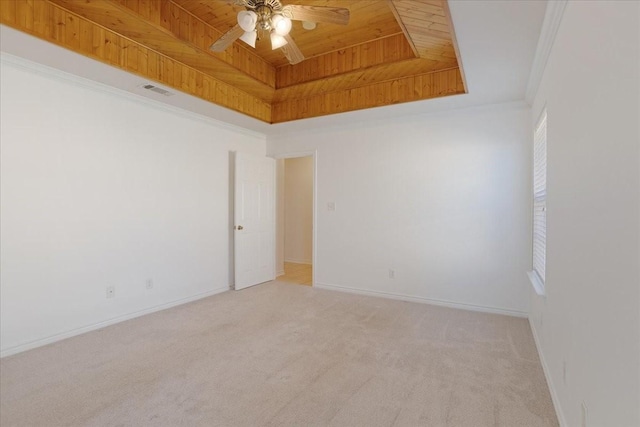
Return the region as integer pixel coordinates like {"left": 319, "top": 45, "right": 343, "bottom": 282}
{"left": 0, "top": 282, "right": 558, "bottom": 427}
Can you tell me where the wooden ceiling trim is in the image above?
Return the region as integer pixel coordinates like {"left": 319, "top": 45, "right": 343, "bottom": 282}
{"left": 395, "top": 1, "right": 447, "bottom": 18}
{"left": 389, "top": 0, "right": 465, "bottom": 90}
{"left": 171, "top": 0, "right": 241, "bottom": 34}
{"left": 386, "top": 0, "right": 419, "bottom": 58}
{"left": 276, "top": 33, "right": 416, "bottom": 89}
{"left": 273, "top": 58, "right": 458, "bottom": 103}
{"left": 418, "top": 49, "right": 457, "bottom": 63}
{"left": 0, "top": 0, "right": 272, "bottom": 122}
{"left": 272, "top": 67, "right": 464, "bottom": 123}
{"left": 281, "top": 31, "right": 410, "bottom": 64}
{"left": 47, "top": 0, "right": 276, "bottom": 102}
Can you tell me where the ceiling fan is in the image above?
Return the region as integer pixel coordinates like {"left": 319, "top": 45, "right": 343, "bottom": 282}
{"left": 209, "top": 0, "right": 350, "bottom": 65}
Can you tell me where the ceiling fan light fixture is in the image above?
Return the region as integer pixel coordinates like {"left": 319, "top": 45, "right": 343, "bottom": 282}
{"left": 271, "top": 14, "right": 292, "bottom": 36}
{"left": 239, "top": 30, "right": 257, "bottom": 48}
{"left": 270, "top": 32, "right": 288, "bottom": 50}
{"left": 237, "top": 10, "right": 257, "bottom": 32}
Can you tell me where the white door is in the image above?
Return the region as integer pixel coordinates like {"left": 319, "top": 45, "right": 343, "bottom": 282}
{"left": 234, "top": 152, "right": 276, "bottom": 290}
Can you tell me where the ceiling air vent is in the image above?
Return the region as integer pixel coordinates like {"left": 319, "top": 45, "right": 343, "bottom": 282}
{"left": 141, "top": 84, "right": 173, "bottom": 96}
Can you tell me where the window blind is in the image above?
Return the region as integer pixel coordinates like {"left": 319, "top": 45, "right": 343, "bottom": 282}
{"left": 532, "top": 111, "right": 547, "bottom": 287}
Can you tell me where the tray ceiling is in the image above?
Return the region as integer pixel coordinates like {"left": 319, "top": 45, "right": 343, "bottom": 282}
{"left": 0, "top": 0, "right": 467, "bottom": 124}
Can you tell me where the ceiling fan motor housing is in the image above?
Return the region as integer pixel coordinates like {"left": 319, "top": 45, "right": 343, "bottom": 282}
{"left": 256, "top": 5, "right": 273, "bottom": 31}
{"left": 243, "top": 0, "right": 283, "bottom": 12}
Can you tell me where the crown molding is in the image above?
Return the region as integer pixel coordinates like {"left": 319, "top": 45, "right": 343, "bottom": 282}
{"left": 525, "top": 0, "right": 568, "bottom": 104}
{"left": 267, "top": 99, "right": 530, "bottom": 139}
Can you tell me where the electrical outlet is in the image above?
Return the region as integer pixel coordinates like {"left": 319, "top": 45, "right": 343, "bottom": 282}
{"left": 388, "top": 269, "right": 395, "bottom": 279}
{"left": 106, "top": 286, "right": 115, "bottom": 299}
{"left": 146, "top": 279, "right": 154, "bottom": 289}
{"left": 581, "top": 401, "right": 588, "bottom": 427}
{"left": 563, "top": 360, "right": 567, "bottom": 385}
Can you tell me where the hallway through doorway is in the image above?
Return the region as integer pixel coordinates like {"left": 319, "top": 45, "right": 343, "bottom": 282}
{"left": 277, "top": 262, "right": 312, "bottom": 286}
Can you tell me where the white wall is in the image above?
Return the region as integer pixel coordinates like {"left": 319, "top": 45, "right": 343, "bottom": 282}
{"left": 530, "top": 2, "right": 640, "bottom": 426}
{"left": 0, "top": 57, "right": 266, "bottom": 356}
{"left": 284, "top": 157, "right": 313, "bottom": 264}
{"left": 268, "top": 103, "right": 532, "bottom": 315}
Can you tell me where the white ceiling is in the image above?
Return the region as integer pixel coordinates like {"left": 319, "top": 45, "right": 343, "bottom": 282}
{"left": 0, "top": 0, "right": 547, "bottom": 137}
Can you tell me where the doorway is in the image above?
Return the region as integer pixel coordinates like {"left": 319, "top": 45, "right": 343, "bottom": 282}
{"left": 275, "top": 153, "right": 316, "bottom": 286}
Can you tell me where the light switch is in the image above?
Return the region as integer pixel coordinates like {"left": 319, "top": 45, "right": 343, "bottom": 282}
{"left": 327, "top": 202, "right": 336, "bottom": 211}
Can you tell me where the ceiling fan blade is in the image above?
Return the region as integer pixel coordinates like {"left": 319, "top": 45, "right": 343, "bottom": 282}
{"left": 210, "top": 24, "right": 245, "bottom": 52}
{"left": 282, "top": 5, "right": 350, "bottom": 25}
{"left": 281, "top": 34, "right": 305, "bottom": 65}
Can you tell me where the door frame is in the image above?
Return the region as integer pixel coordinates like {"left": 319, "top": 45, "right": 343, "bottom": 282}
{"left": 273, "top": 150, "right": 317, "bottom": 286}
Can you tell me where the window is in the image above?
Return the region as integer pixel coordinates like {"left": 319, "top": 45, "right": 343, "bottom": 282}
{"left": 529, "top": 110, "right": 547, "bottom": 296}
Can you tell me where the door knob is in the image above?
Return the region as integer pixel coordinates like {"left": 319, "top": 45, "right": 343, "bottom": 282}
{"left": 236, "top": 225, "right": 244, "bottom": 230}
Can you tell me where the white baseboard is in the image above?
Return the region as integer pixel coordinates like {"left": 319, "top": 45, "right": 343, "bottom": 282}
{"left": 529, "top": 317, "right": 567, "bottom": 427}
{"left": 284, "top": 258, "right": 312, "bottom": 265}
{"left": 314, "top": 282, "right": 528, "bottom": 318}
{"left": 0, "top": 286, "right": 229, "bottom": 358}
{"left": 276, "top": 270, "right": 285, "bottom": 277}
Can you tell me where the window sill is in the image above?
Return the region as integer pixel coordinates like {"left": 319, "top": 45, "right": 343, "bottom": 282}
{"left": 527, "top": 271, "right": 546, "bottom": 297}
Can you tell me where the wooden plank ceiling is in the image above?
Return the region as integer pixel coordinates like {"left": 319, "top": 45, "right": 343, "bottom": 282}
{"left": 0, "top": 0, "right": 466, "bottom": 124}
